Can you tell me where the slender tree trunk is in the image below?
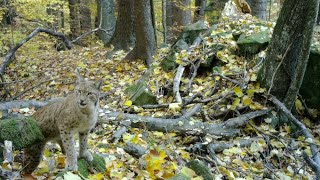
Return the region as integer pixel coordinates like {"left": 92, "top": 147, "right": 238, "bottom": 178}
{"left": 96, "top": 0, "right": 115, "bottom": 44}
{"left": 258, "top": 0, "right": 320, "bottom": 110}
{"left": 79, "top": 0, "right": 91, "bottom": 33}
{"left": 68, "top": 0, "right": 81, "bottom": 38}
{"left": 107, "top": 0, "right": 135, "bottom": 51}
{"left": 166, "top": 0, "right": 192, "bottom": 44}
{"left": 166, "top": 0, "right": 174, "bottom": 43}
{"left": 150, "top": 0, "right": 157, "bottom": 46}
{"left": 125, "top": 0, "right": 156, "bottom": 67}
{"left": 317, "top": 3, "right": 320, "bottom": 25}
{"left": 194, "top": 0, "right": 206, "bottom": 22}
{"left": 247, "top": 0, "right": 267, "bottom": 20}
{"left": 162, "top": 0, "right": 167, "bottom": 44}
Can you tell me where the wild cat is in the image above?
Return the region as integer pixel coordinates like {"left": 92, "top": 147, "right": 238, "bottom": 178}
{"left": 23, "top": 69, "right": 102, "bottom": 174}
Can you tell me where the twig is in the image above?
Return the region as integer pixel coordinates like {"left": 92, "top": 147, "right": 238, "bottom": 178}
{"left": 0, "top": 27, "right": 72, "bottom": 76}
{"left": 269, "top": 95, "right": 320, "bottom": 178}
{"left": 212, "top": 73, "right": 240, "bottom": 84}
{"left": 267, "top": 42, "right": 292, "bottom": 95}
{"left": 10, "top": 78, "right": 59, "bottom": 101}
{"left": 188, "top": 60, "right": 201, "bottom": 93}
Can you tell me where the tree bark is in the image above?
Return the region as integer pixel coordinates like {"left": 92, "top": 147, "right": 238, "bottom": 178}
{"left": 166, "top": 0, "right": 192, "bottom": 44}
{"left": 246, "top": 0, "right": 267, "bottom": 20}
{"left": 317, "top": 3, "right": 320, "bottom": 25}
{"left": 79, "top": 0, "right": 91, "bottom": 33}
{"left": 96, "top": 0, "right": 115, "bottom": 44}
{"left": 125, "top": 0, "right": 156, "bottom": 67}
{"left": 194, "top": 0, "right": 206, "bottom": 22}
{"left": 162, "top": 0, "right": 167, "bottom": 44}
{"left": 107, "top": 0, "right": 135, "bottom": 51}
{"left": 68, "top": 0, "right": 81, "bottom": 38}
{"left": 258, "top": 0, "right": 320, "bottom": 110}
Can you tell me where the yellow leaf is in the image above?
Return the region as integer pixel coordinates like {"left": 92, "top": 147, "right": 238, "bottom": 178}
{"left": 56, "top": 155, "right": 65, "bottom": 169}
{"left": 69, "top": 84, "right": 74, "bottom": 91}
{"left": 247, "top": 89, "right": 255, "bottom": 97}
{"left": 0, "top": 111, "right": 2, "bottom": 119}
{"left": 234, "top": 87, "right": 244, "bottom": 97}
{"left": 124, "top": 100, "right": 133, "bottom": 107}
{"left": 77, "top": 62, "right": 86, "bottom": 68}
{"left": 295, "top": 99, "right": 304, "bottom": 114}
{"left": 250, "top": 73, "right": 257, "bottom": 81}
{"left": 88, "top": 173, "right": 104, "bottom": 180}
{"left": 169, "top": 103, "right": 181, "bottom": 112}
{"left": 243, "top": 96, "right": 251, "bottom": 106}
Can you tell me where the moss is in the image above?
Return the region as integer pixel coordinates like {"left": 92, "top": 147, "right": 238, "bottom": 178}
{"left": 0, "top": 117, "right": 44, "bottom": 150}
{"left": 78, "top": 154, "right": 106, "bottom": 178}
{"left": 186, "top": 160, "right": 213, "bottom": 180}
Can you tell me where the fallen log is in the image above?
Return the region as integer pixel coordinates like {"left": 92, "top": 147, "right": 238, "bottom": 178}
{"left": 0, "top": 100, "right": 271, "bottom": 137}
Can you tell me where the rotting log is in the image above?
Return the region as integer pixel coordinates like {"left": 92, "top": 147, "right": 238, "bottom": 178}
{"left": 0, "top": 100, "right": 271, "bottom": 137}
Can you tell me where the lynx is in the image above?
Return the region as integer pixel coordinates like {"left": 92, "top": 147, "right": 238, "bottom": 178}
{"left": 23, "top": 69, "right": 102, "bottom": 174}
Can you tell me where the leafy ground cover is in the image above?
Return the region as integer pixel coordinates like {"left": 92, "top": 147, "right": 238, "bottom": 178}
{"left": 1, "top": 15, "right": 319, "bottom": 179}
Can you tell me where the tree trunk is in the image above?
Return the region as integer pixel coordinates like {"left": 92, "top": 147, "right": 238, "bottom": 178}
{"left": 162, "top": 0, "right": 167, "bottom": 44}
{"left": 317, "top": 3, "right": 320, "bottom": 25}
{"left": 246, "top": 0, "right": 267, "bottom": 20}
{"left": 68, "top": 0, "right": 81, "bottom": 39}
{"left": 166, "top": 0, "right": 192, "bottom": 44}
{"left": 258, "top": 0, "right": 320, "bottom": 110}
{"left": 96, "top": 0, "right": 115, "bottom": 44}
{"left": 79, "top": 0, "right": 91, "bottom": 33}
{"left": 194, "top": 0, "right": 206, "bottom": 22}
{"left": 107, "top": 0, "right": 135, "bottom": 51}
{"left": 125, "top": 0, "right": 156, "bottom": 67}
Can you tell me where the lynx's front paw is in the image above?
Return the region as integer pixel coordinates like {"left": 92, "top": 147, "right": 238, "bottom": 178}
{"left": 79, "top": 150, "right": 93, "bottom": 161}
{"left": 66, "top": 162, "right": 78, "bottom": 172}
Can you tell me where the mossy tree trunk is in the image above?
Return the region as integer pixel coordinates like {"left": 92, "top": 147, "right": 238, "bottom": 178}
{"left": 125, "top": 0, "right": 156, "bottom": 67}
{"left": 258, "top": 0, "right": 320, "bottom": 110}
{"left": 247, "top": 0, "right": 267, "bottom": 20}
{"left": 317, "top": 3, "right": 320, "bottom": 25}
{"left": 106, "top": 0, "right": 135, "bottom": 51}
{"left": 96, "top": 0, "right": 115, "bottom": 44}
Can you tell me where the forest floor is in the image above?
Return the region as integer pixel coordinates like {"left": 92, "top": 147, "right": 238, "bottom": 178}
{"left": 1, "top": 17, "right": 320, "bottom": 179}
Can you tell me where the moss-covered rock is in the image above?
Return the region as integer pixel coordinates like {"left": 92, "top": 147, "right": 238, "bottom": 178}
{"left": 0, "top": 117, "right": 44, "bottom": 150}
{"left": 125, "top": 81, "right": 157, "bottom": 106}
{"left": 78, "top": 154, "right": 106, "bottom": 178}
{"left": 237, "top": 30, "right": 270, "bottom": 55}
{"left": 181, "top": 21, "right": 209, "bottom": 44}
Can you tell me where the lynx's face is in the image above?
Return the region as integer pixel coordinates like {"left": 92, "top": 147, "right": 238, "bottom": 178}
{"left": 75, "top": 71, "right": 102, "bottom": 109}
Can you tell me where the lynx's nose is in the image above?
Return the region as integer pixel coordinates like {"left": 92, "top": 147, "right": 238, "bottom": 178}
{"left": 80, "top": 100, "right": 86, "bottom": 106}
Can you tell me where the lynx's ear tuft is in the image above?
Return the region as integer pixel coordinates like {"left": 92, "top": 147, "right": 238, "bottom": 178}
{"left": 95, "top": 79, "right": 103, "bottom": 90}
{"left": 75, "top": 68, "right": 84, "bottom": 84}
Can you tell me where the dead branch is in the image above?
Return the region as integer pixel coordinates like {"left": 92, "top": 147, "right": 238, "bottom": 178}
{"left": 0, "top": 27, "right": 72, "bottom": 76}
{"left": 212, "top": 73, "right": 240, "bottom": 84}
{"left": 269, "top": 95, "right": 320, "bottom": 178}
{"left": 124, "top": 142, "right": 147, "bottom": 158}
{"left": 10, "top": 78, "right": 59, "bottom": 101}
{"left": 173, "top": 65, "right": 185, "bottom": 103}
{"left": 207, "top": 137, "right": 262, "bottom": 153}
{"left": 111, "top": 126, "right": 128, "bottom": 143}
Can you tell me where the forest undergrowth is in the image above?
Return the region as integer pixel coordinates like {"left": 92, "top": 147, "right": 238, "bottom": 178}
{"left": 1, "top": 17, "right": 320, "bottom": 179}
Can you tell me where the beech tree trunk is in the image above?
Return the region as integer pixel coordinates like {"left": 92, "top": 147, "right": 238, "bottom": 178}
{"left": 125, "top": 0, "right": 156, "bottom": 67}
{"left": 68, "top": 0, "right": 81, "bottom": 38}
{"left": 79, "top": 0, "right": 91, "bottom": 33}
{"left": 107, "top": 0, "right": 135, "bottom": 51}
{"left": 247, "top": 0, "right": 267, "bottom": 20}
{"left": 96, "top": 0, "right": 115, "bottom": 44}
{"left": 258, "top": 0, "right": 320, "bottom": 110}
{"left": 166, "top": 0, "right": 192, "bottom": 44}
{"left": 194, "top": 0, "right": 206, "bottom": 22}
{"left": 317, "top": 3, "right": 320, "bottom": 25}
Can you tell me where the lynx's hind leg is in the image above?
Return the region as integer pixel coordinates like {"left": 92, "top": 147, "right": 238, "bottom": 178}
{"left": 23, "top": 142, "right": 46, "bottom": 174}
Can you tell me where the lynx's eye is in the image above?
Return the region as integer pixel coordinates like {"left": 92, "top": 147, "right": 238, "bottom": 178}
{"left": 77, "top": 90, "right": 82, "bottom": 94}
{"left": 88, "top": 92, "right": 93, "bottom": 96}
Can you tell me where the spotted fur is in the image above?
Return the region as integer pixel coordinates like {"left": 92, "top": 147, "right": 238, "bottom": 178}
{"left": 23, "top": 70, "right": 102, "bottom": 174}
